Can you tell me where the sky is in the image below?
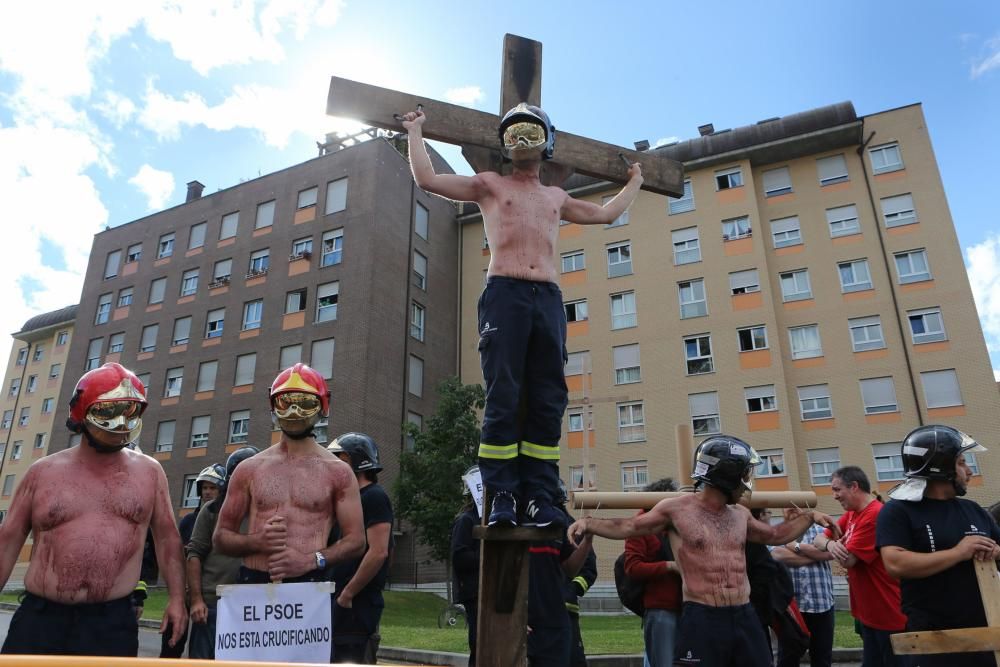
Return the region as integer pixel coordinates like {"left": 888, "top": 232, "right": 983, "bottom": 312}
{"left": 1, "top": 0, "right": 999, "bottom": 378}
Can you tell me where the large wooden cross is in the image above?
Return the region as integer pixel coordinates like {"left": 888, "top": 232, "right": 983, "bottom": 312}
{"left": 326, "top": 33, "right": 684, "bottom": 197}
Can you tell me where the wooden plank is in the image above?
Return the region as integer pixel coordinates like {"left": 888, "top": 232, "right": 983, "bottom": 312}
{"left": 501, "top": 33, "right": 542, "bottom": 111}
{"left": 891, "top": 627, "right": 1000, "bottom": 655}
{"left": 476, "top": 537, "right": 529, "bottom": 666}
{"left": 326, "top": 76, "right": 685, "bottom": 197}
{"left": 571, "top": 490, "right": 818, "bottom": 510}
{"left": 975, "top": 559, "right": 1000, "bottom": 665}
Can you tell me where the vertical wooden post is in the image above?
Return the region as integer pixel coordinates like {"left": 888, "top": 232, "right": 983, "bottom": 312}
{"left": 975, "top": 560, "right": 1000, "bottom": 666}
{"left": 675, "top": 423, "right": 694, "bottom": 487}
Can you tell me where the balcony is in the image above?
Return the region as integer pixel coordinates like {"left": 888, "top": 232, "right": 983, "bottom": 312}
{"left": 208, "top": 276, "right": 231, "bottom": 289}
{"left": 289, "top": 250, "right": 312, "bottom": 262}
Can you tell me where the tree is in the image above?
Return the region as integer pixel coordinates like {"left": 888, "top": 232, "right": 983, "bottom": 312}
{"left": 395, "top": 377, "right": 485, "bottom": 565}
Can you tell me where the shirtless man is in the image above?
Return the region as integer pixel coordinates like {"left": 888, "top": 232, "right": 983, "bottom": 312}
{"left": 567, "top": 435, "right": 841, "bottom": 667}
{"left": 214, "top": 363, "right": 364, "bottom": 584}
{"left": 0, "top": 362, "right": 186, "bottom": 656}
{"left": 402, "top": 104, "right": 643, "bottom": 529}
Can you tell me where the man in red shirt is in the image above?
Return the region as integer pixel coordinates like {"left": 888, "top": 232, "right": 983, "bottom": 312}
{"left": 813, "top": 466, "right": 905, "bottom": 666}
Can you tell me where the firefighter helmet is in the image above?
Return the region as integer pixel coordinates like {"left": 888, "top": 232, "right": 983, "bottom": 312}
{"left": 66, "top": 362, "right": 147, "bottom": 450}
{"left": 499, "top": 103, "right": 556, "bottom": 160}
{"left": 328, "top": 432, "right": 382, "bottom": 473}
{"left": 691, "top": 435, "right": 761, "bottom": 503}
{"left": 269, "top": 363, "right": 330, "bottom": 437}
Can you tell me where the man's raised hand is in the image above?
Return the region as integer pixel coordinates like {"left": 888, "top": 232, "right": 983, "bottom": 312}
{"left": 401, "top": 110, "right": 425, "bottom": 131}
{"left": 627, "top": 162, "right": 643, "bottom": 183}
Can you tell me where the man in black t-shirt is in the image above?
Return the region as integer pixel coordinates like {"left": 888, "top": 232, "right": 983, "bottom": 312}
{"left": 877, "top": 425, "right": 1000, "bottom": 667}
{"left": 328, "top": 433, "right": 394, "bottom": 664}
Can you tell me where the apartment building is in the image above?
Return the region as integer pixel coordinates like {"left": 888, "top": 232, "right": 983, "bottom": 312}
{"left": 0, "top": 305, "right": 77, "bottom": 583}
{"left": 458, "top": 101, "right": 1000, "bottom": 543}
{"left": 48, "top": 135, "right": 460, "bottom": 583}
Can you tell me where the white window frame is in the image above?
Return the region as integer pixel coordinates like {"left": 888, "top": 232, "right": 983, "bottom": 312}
{"left": 881, "top": 193, "right": 918, "bottom": 228}
{"left": 668, "top": 179, "right": 695, "bottom": 215}
{"left": 672, "top": 227, "right": 701, "bottom": 265}
{"left": 838, "top": 259, "right": 873, "bottom": 293}
{"left": 220, "top": 212, "right": 239, "bottom": 240}
{"left": 714, "top": 166, "right": 743, "bottom": 190}
{"left": 826, "top": 204, "right": 860, "bottom": 238}
{"left": 570, "top": 464, "right": 597, "bottom": 491}
{"left": 565, "top": 299, "right": 588, "bottom": 323}
{"left": 755, "top": 447, "right": 785, "bottom": 477}
{"left": 621, "top": 461, "right": 649, "bottom": 492}
{"left": 684, "top": 335, "right": 714, "bottom": 375}
{"left": 617, "top": 401, "right": 646, "bottom": 443}
{"left": 248, "top": 249, "right": 270, "bottom": 276}
{"left": 107, "top": 333, "right": 124, "bottom": 354}
{"left": 196, "top": 360, "right": 218, "bottom": 393}
{"left": 771, "top": 216, "right": 802, "bottom": 248}
{"left": 157, "top": 233, "right": 175, "bottom": 259}
{"left": 613, "top": 344, "right": 641, "bottom": 385}
{"left": 789, "top": 325, "right": 823, "bottom": 359}
{"left": 229, "top": 410, "right": 250, "bottom": 444}
{"left": 164, "top": 368, "right": 183, "bottom": 398}
{"left": 908, "top": 307, "right": 946, "bottom": 344}
{"left": 894, "top": 249, "right": 931, "bottom": 284}
{"left": 610, "top": 291, "right": 636, "bottom": 330}
{"left": 139, "top": 325, "right": 158, "bottom": 353}
{"left": 689, "top": 392, "right": 721, "bottom": 436}
{"left": 242, "top": 300, "right": 263, "bottom": 330}
{"left": 762, "top": 166, "right": 792, "bottom": 197}
{"left": 316, "top": 282, "right": 339, "bottom": 322}
{"left": 722, "top": 216, "right": 751, "bottom": 241}
{"left": 860, "top": 377, "right": 899, "bottom": 415}
{"left": 291, "top": 237, "right": 313, "bottom": 258}
{"left": 565, "top": 351, "right": 589, "bottom": 377}
{"left": 190, "top": 415, "right": 211, "bottom": 449}
{"left": 798, "top": 385, "right": 832, "bottom": 421}
{"left": 414, "top": 202, "right": 429, "bottom": 239}
{"left": 234, "top": 353, "right": 256, "bottom": 387}
{"left": 104, "top": 250, "right": 121, "bottom": 279}
{"left": 920, "top": 369, "right": 963, "bottom": 409}
{"left": 869, "top": 143, "right": 903, "bottom": 174}
{"left": 780, "top": 269, "right": 812, "bottom": 302}
{"left": 678, "top": 279, "right": 707, "bottom": 319}
{"left": 297, "top": 186, "right": 318, "bottom": 209}
{"left": 126, "top": 243, "right": 142, "bottom": 263}
{"left": 413, "top": 251, "right": 427, "bottom": 290}
{"left": 212, "top": 259, "right": 232, "bottom": 284}
{"left": 325, "top": 178, "right": 348, "bottom": 215}
{"left": 807, "top": 447, "right": 841, "bottom": 485}
{"left": 189, "top": 221, "right": 207, "bottom": 249}
{"left": 205, "top": 309, "right": 225, "bottom": 338}
{"left": 729, "top": 269, "right": 760, "bottom": 295}
{"left": 873, "top": 443, "right": 905, "bottom": 481}
{"left": 848, "top": 315, "right": 886, "bottom": 351}
{"left": 607, "top": 242, "right": 633, "bottom": 278}
{"left": 410, "top": 302, "right": 425, "bottom": 341}
{"left": 738, "top": 325, "right": 769, "bottom": 352}
{"left": 171, "top": 316, "right": 191, "bottom": 346}
{"left": 117, "top": 287, "right": 133, "bottom": 308}
{"left": 180, "top": 269, "right": 199, "bottom": 296}
{"left": 255, "top": 200, "right": 275, "bottom": 229}
{"left": 95, "top": 293, "right": 112, "bottom": 325}
{"left": 182, "top": 475, "right": 200, "bottom": 508}
{"left": 561, "top": 250, "right": 585, "bottom": 273}
{"left": 408, "top": 355, "right": 424, "bottom": 397}
{"left": 817, "top": 154, "right": 849, "bottom": 185}
{"left": 321, "top": 229, "right": 344, "bottom": 267}
{"left": 568, "top": 409, "right": 585, "bottom": 433}
{"left": 745, "top": 385, "right": 777, "bottom": 414}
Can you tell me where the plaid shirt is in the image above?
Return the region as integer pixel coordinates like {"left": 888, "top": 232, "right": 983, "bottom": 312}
{"left": 787, "top": 523, "right": 835, "bottom": 613}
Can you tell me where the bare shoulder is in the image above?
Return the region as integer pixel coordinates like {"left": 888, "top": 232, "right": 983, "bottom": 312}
{"left": 321, "top": 455, "right": 355, "bottom": 486}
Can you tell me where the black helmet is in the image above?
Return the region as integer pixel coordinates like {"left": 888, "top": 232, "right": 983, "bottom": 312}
{"left": 225, "top": 446, "right": 259, "bottom": 480}
{"left": 691, "top": 435, "right": 761, "bottom": 502}
{"left": 196, "top": 463, "right": 227, "bottom": 495}
{"left": 498, "top": 103, "right": 555, "bottom": 160}
{"left": 328, "top": 432, "right": 383, "bottom": 473}
{"left": 902, "top": 425, "right": 985, "bottom": 482}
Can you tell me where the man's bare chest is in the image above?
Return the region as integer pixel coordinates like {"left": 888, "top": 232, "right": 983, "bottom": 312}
{"left": 251, "top": 466, "right": 332, "bottom": 512}
{"left": 34, "top": 474, "right": 153, "bottom": 531}
{"left": 673, "top": 507, "right": 746, "bottom": 554}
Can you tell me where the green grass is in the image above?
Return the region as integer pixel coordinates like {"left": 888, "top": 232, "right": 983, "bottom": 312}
{"left": 0, "top": 590, "right": 863, "bottom": 653}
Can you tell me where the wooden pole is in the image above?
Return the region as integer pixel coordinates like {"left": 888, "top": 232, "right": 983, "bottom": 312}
{"left": 675, "top": 424, "right": 694, "bottom": 487}
{"left": 571, "top": 490, "right": 817, "bottom": 510}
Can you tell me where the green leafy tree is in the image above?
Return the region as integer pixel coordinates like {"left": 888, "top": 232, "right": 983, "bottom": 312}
{"left": 395, "top": 377, "right": 485, "bottom": 564}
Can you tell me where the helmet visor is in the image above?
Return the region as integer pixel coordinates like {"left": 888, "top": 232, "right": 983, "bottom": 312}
{"left": 502, "top": 121, "right": 547, "bottom": 152}
{"left": 742, "top": 447, "right": 762, "bottom": 492}
{"left": 957, "top": 430, "right": 987, "bottom": 455}
{"left": 85, "top": 400, "right": 143, "bottom": 432}
{"left": 273, "top": 391, "right": 322, "bottom": 419}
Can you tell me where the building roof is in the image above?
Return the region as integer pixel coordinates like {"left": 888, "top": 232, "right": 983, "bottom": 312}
{"left": 14, "top": 304, "right": 78, "bottom": 339}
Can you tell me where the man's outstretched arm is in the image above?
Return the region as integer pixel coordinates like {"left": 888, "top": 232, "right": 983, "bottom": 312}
{"left": 403, "top": 110, "right": 485, "bottom": 202}
{"left": 561, "top": 163, "right": 643, "bottom": 225}
{"left": 568, "top": 499, "right": 671, "bottom": 543}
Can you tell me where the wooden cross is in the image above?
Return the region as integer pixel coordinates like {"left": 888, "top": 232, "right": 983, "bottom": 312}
{"left": 326, "top": 33, "right": 685, "bottom": 197}
{"left": 891, "top": 560, "right": 1000, "bottom": 664}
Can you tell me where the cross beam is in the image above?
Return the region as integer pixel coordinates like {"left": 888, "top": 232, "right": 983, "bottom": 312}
{"left": 571, "top": 490, "right": 819, "bottom": 511}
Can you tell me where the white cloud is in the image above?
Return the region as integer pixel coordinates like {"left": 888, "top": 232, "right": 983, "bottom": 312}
{"left": 443, "top": 86, "right": 485, "bottom": 106}
{"left": 965, "top": 236, "right": 1000, "bottom": 372}
{"left": 94, "top": 91, "right": 137, "bottom": 129}
{"left": 970, "top": 34, "right": 1000, "bottom": 79}
{"left": 129, "top": 165, "right": 176, "bottom": 210}
{"left": 655, "top": 136, "right": 680, "bottom": 147}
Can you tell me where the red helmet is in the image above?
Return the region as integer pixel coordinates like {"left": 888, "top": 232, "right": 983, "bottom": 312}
{"left": 269, "top": 363, "right": 330, "bottom": 436}
{"left": 67, "top": 362, "right": 148, "bottom": 448}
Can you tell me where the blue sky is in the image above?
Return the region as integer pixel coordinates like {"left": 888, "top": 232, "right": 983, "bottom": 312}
{"left": 1, "top": 1, "right": 999, "bottom": 375}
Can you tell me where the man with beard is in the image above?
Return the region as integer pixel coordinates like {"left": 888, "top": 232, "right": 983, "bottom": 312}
{"left": 0, "top": 362, "right": 187, "bottom": 656}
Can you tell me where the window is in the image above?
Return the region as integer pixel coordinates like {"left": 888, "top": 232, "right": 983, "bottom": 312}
{"left": 613, "top": 344, "right": 641, "bottom": 385}
{"left": 561, "top": 250, "right": 585, "bottom": 273}
{"left": 601, "top": 194, "right": 629, "bottom": 228}
{"left": 716, "top": 166, "right": 744, "bottom": 189}
{"left": 414, "top": 202, "right": 429, "bottom": 239}
{"left": 56, "top": 331, "right": 68, "bottom": 346}
{"left": 181, "top": 475, "right": 201, "bottom": 508}
{"left": 849, "top": 315, "right": 886, "bottom": 351}
{"left": 826, "top": 204, "right": 860, "bottom": 237}
{"left": 722, "top": 216, "right": 751, "bottom": 240}
{"left": 729, "top": 269, "right": 760, "bottom": 295}
{"left": 196, "top": 360, "right": 218, "bottom": 392}
{"left": 136, "top": 373, "right": 150, "bottom": 393}
{"left": 85, "top": 338, "right": 102, "bottom": 370}
{"left": 126, "top": 243, "right": 142, "bottom": 263}
{"left": 565, "top": 351, "right": 590, "bottom": 377}
{"left": 798, "top": 385, "right": 832, "bottom": 420}
{"left": 25, "top": 376, "right": 36, "bottom": 393}
{"left": 408, "top": 355, "right": 424, "bottom": 397}
{"left": 411, "top": 302, "right": 425, "bottom": 341}
{"left": 610, "top": 291, "right": 636, "bottom": 329}
{"left": 149, "top": 277, "right": 167, "bottom": 304}
{"left": 313, "top": 417, "right": 329, "bottom": 444}
{"left": 172, "top": 316, "right": 191, "bottom": 346}
{"left": 568, "top": 409, "right": 585, "bottom": 432}
{"left": 789, "top": 325, "right": 822, "bottom": 359}
{"left": 817, "top": 154, "right": 849, "bottom": 185}
{"left": 1, "top": 411, "right": 11, "bottom": 429}
{"left": 235, "top": 353, "right": 256, "bottom": 386}
{"left": 95, "top": 293, "right": 112, "bottom": 324}
{"left": 188, "top": 221, "right": 206, "bottom": 249}
{"left": 205, "top": 308, "right": 225, "bottom": 338}
{"left": 18, "top": 407, "right": 30, "bottom": 427}
{"left": 569, "top": 464, "right": 597, "bottom": 491}
{"left": 966, "top": 453, "right": 982, "bottom": 476}
{"left": 689, "top": 392, "right": 721, "bottom": 436}
{"left": 668, "top": 179, "right": 695, "bottom": 214}
{"left": 2, "top": 474, "right": 15, "bottom": 496}
{"left": 220, "top": 212, "right": 239, "bottom": 239}
{"left": 756, "top": 448, "right": 785, "bottom": 477}
{"left": 678, "top": 279, "right": 707, "bottom": 318}
{"left": 297, "top": 186, "right": 318, "bottom": 209}
{"left": 230, "top": 410, "right": 250, "bottom": 444}
{"left": 33, "top": 433, "right": 45, "bottom": 449}
{"left": 405, "top": 412, "right": 422, "bottom": 452}
{"left": 617, "top": 402, "right": 645, "bottom": 442}
{"left": 248, "top": 249, "right": 270, "bottom": 275}
{"left": 180, "top": 269, "right": 199, "bottom": 296}
{"left": 920, "top": 369, "right": 962, "bottom": 408}
{"left": 155, "top": 421, "right": 175, "bottom": 452}
{"left": 780, "top": 269, "right": 812, "bottom": 301}
{"left": 311, "top": 338, "right": 335, "bottom": 380}
{"left": 32, "top": 346, "right": 43, "bottom": 362}
{"left": 738, "top": 325, "right": 768, "bottom": 352}
{"left": 285, "top": 289, "right": 307, "bottom": 314}
{"left": 164, "top": 367, "right": 183, "bottom": 397}
{"left": 745, "top": 385, "right": 777, "bottom": 413}
{"left": 316, "top": 282, "right": 339, "bottom": 322}
{"left": 839, "top": 259, "right": 872, "bottom": 292}
{"left": 8, "top": 379, "right": 19, "bottom": 397}
{"left": 894, "top": 249, "right": 930, "bottom": 284}
{"left": 860, "top": 377, "right": 898, "bottom": 414}
{"left": 140, "top": 324, "right": 158, "bottom": 353}
{"left": 242, "top": 300, "right": 263, "bottom": 330}
{"left": 117, "top": 286, "right": 133, "bottom": 307}
{"left": 873, "top": 443, "right": 905, "bottom": 481}
{"left": 280, "top": 344, "right": 303, "bottom": 369}
{"left": 326, "top": 178, "right": 348, "bottom": 214}
{"left": 607, "top": 242, "right": 632, "bottom": 277}
{"left": 411, "top": 251, "right": 429, "bottom": 290}
{"left": 108, "top": 333, "right": 124, "bottom": 354}
{"left": 212, "top": 259, "right": 232, "bottom": 284}
{"left": 684, "top": 335, "right": 713, "bottom": 375}
{"left": 621, "top": 461, "right": 649, "bottom": 492}
{"left": 255, "top": 200, "right": 275, "bottom": 229}
{"left": 771, "top": 216, "right": 801, "bottom": 248}
{"left": 672, "top": 227, "right": 701, "bottom": 265}
{"left": 564, "top": 299, "right": 588, "bottom": 323}
{"left": 881, "top": 193, "right": 917, "bottom": 228}
{"left": 321, "top": 229, "right": 343, "bottom": 267}
{"left": 48, "top": 363, "right": 61, "bottom": 379}
{"left": 869, "top": 142, "right": 903, "bottom": 174}
{"left": 908, "top": 307, "right": 946, "bottom": 344}
{"left": 291, "top": 237, "right": 312, "bottom": 258}
{"left": 157, "top": 232, "right": 174, "bottom": 259}
{"left": 808, "top": 447, "right": 841, "bottom": 485}
{"left": 762, "top": 166, "right": 792, "bottom": 197}
{"left": 104, "top": 249, "right": 121, "bottom": 279}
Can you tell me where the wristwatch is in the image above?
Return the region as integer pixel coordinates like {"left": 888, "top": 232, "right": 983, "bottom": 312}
{"left": 315, "top": 551, "right": 327, "bottom": 569}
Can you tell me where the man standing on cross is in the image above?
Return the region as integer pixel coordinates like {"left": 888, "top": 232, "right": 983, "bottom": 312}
{"left": 402, "top": 104, "right": 643, "bottom": 528}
